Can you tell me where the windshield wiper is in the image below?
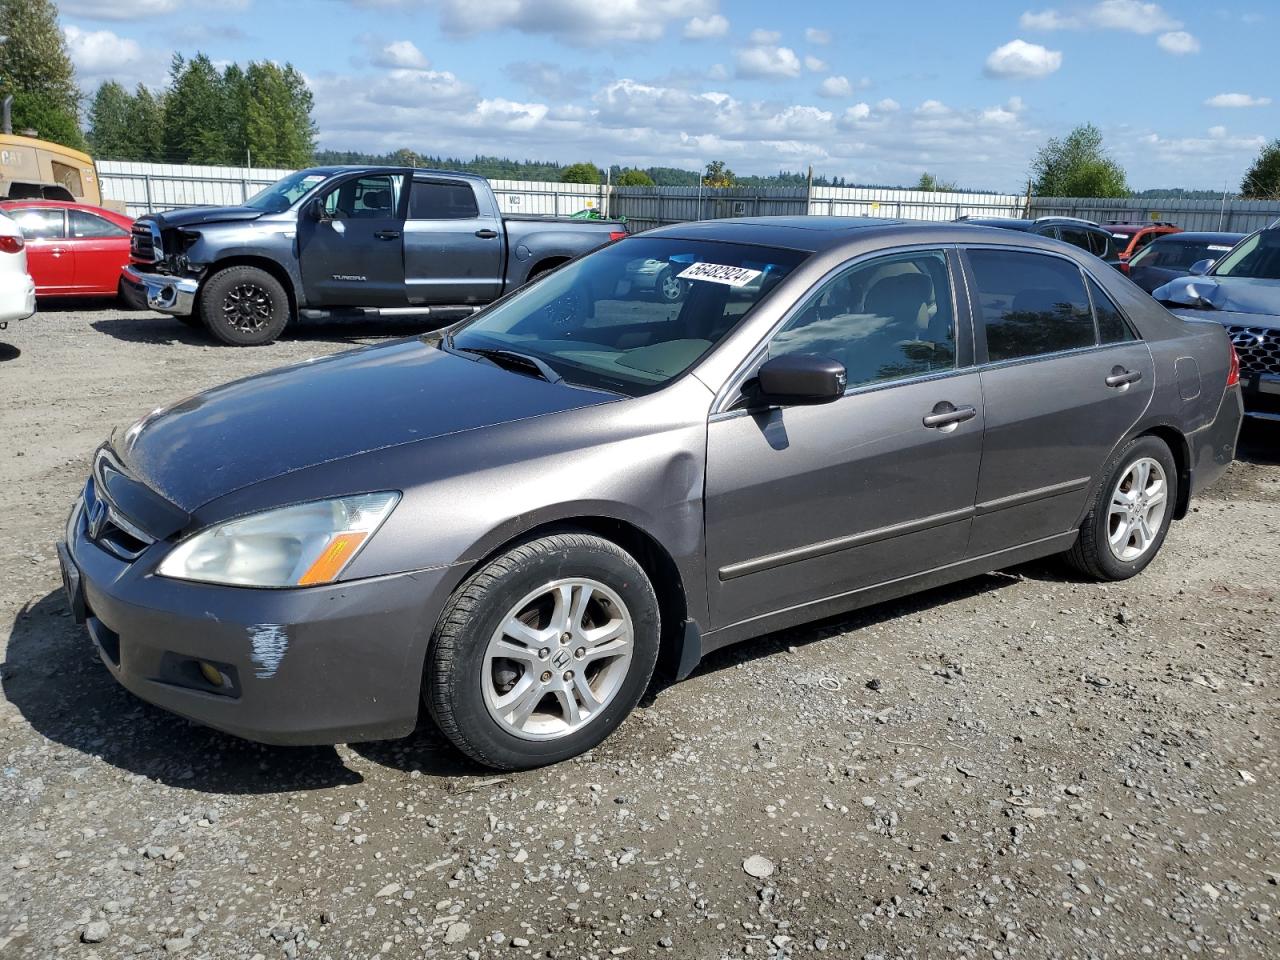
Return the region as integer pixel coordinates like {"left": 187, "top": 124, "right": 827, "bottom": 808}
{"left": 455, "top": 345, "right": 564, "bottom": 384}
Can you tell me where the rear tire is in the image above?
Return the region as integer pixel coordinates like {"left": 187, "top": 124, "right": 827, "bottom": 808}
{"left": 199, "top": 265, "right": 290, "bottom": 346}
{"left": 1065, "top": 435, "right": 1177, "bottom": 581}
{"left": 426, "top": 532, "right": 660, "bottom": 770}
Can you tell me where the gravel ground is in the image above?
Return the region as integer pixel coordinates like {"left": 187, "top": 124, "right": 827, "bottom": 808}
{"left": 1, "top": 303, "right": 1278, "bottom": 960}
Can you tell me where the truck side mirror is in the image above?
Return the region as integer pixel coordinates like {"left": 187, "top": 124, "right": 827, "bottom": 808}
{"left": 305, "top": 198, "right": 329, "bottom": 222}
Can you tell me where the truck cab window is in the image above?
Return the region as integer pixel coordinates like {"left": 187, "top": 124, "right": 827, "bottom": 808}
{"left": 409, "top": 181, "right": 480, "bottom": 220}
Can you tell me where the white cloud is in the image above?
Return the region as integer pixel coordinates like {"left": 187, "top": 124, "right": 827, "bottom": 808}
{"left": 503, "top": 61, "right": 593, "bottom": 99}
{"left": 1208, "top": 125, "right": 1227, "bottom": 138}
{"left": 748, "top": 28, "right": 781, "bottom": 45}
{"left": 805, "top": 27, "right": 831, "bottom": 45}
{"left": 876, "top": 98, "right": 900, "bottom": 112}
{"left": 1020, "top": 1, "right": 1180, "bottom": 34}
{"left": 984, "top": 39, "right": 1062, "bottom": 78}
{"left": 818, "top": 75, "right": 852, "bottom": 97}
{"left": 843, "top": 102, "right": 871, "bottom": 122}
{"left": 63, "top": 25, "right": 147, "bottom": 82}
{"left": 1205, "top": 92, "right": 1272, "bottom": 108}
{"left": 683, "top": 14, "right": 729, "bottom": 38}
{"left": 916, "top": 99, "right": 951, "bottom": 117}
{"left": 735, "top": 44, "right": 802, "bottom": 79}
{"left": 59, "top": 0, "right": 248, "bottom": 19}
{"left": 421, "top": 0, "right": 718, "bottom": 45}
{"left": 374, "top": 40, "right": 429, "bottom": 69}
{"left": 804, "top": 55, "right": 828, "bottom": 72}
{"left": 1156, "top": 31, "right": 1199, "bottom": 54}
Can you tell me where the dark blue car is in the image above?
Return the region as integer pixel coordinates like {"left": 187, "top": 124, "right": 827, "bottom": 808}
{"left": 1127, "top": 231, "right": 1246, "bottom": 293}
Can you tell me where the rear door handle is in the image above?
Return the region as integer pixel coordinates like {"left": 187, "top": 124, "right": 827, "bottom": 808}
{"left": 474, "top": 229, "right": 499, "bottom": 239}
{"left": 922, "top": 402, "right": 977, "bottom": 431}
{"left": 374, "top": 230, "right": 401, "bottom": 240}
{"left": 1105, "top": 367, "right": 1142, "bottom": 388}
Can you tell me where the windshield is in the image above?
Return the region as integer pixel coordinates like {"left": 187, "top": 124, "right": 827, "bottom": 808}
{"left": 447, "top": 237, "right": 808, "bottom": 396}
{"left": 1212, "top": 229, "right": 1280, "bottom": 280}
{"left": 243, "top": 170, "right": 330, "bottom": 213}
{"left": 1131, "top": 237, "right": 1239, "bottom": 270}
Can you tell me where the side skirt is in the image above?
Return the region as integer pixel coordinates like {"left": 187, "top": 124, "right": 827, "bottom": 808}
{"left": 698, "top": 531, "right": 1078, "bottom": 657}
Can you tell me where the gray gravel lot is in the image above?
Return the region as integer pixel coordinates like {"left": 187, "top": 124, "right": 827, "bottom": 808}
{"left": 1, "top": 303, "right": 1278, "bottom": 960}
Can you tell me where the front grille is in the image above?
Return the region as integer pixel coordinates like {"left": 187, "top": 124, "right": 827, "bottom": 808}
{"left": 1226, "top": 325, "right": 1280, "bottom": 377}
{"left": 81, "top": 452, "right": 156, "bottom": 562}
{"left": 130, "top": 222, "right": 161, "bottom": 263}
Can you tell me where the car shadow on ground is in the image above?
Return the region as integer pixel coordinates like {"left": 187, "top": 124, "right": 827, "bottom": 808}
{"left": 1, "top": 590, "right": 482, "bottom": 793}
{"left": 0, "top": 342, "right": 19, "bottom": 361}
{"left": 1237, "top": 420, "right": 1280, "bottom": 466}
{"left": 89, "top": 313, "right": 444, "bottom": 348}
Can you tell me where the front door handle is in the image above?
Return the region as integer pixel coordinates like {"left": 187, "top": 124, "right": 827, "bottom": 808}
{"left": 1105, "top": 367, "right": 1143, "bottom": 388}
{"left": 922, "top": 401, "right": 977, "bottom": 431}
{"left": 374, "top": 230, "right": 401, "bottom": 240}
{"left": 474, "top": 229, "right": 499, "bottom": 239}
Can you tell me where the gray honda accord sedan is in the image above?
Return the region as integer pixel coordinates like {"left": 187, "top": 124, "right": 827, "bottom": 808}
{"left": 59, "top": 217, "right": 1243, "bottom": 769}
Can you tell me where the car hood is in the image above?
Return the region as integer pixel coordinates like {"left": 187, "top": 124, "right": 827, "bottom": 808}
{"left": 1154, "top": 274, "right": 1280, "bottom": 317}
{"left": 147, "top": 206, "right": 267, "bottom": 229}
{"left": 113, "top": 339, "right": 619, "bottom": 512}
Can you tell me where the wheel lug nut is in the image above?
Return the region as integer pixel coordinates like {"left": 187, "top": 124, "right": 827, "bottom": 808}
{"left": 561, "top": 632, "right": 571, "bottom": 644}
{"left": 538, "top": 647, "right": 550, "bottom": 659}
{"left": 540, "top": 671, "right": 552, "bottom": 683}
{"left": 574, "top": 647, "right": 585, "bottom": 659}
{"left": 563, "top": 670, "right": 574, "bottom": 681}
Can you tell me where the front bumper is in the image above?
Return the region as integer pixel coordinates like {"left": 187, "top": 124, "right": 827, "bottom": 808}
{"left": 61, "top": 500, "right": 461, "bottom": 746}
{"left": 122, "top": 265, "right": 200, "bottom": 316}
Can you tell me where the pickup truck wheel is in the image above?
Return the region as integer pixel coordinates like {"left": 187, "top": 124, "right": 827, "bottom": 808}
{"left": 426, "top": 532, "right": 660, "bottom": 770}
{"left": 199, "top": 266, "right": 290, "bottom": 346}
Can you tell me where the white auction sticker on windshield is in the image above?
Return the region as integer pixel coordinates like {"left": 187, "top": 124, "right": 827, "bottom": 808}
{"left": 676, "top": 262, "right": 763, "bottom": 287}
{"left": 1207, "top": 244, "right": 1233, "bottom": 251}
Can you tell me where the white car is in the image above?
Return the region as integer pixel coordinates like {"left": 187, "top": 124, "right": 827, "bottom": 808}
{"left": 0, "top": 209, "right": 37, "bottom": 329}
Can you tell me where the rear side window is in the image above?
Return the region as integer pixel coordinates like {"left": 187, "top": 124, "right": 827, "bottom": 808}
{"left": 12, "top": 208, "right": 65, "bottom": 239}
{"left": 1086, "top": 276, "right": 1137, "bottom": 344}
{"left": 968, "top": 249, "right": 1095, "bottom": 362}
{"left": 69, "top": 210, "right": 128, "bottom": 238}
{"left": 1057, "top": 226, "right": 1091, "bottom": 251}
{"left": 1086, "top": 230, "right": 1113, "bottom": 258}
{"left": 410, "top": 181, "right": 480, "bottom": 220}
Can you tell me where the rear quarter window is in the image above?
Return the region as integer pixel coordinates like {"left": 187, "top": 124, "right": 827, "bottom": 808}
{"left": 967, "top": 249, "right": 1096, "bottom": 362}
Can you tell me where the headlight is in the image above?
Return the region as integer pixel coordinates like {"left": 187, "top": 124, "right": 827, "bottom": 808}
{"left": 157, "top": 493, "right": 399, "bottom": 588}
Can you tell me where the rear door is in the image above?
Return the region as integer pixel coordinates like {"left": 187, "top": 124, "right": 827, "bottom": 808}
{"left": 11, "top": 207, "right": 74, "bottom": 293}
{"left": 66, "top": 208, "right": 130, "bottom": 294}
{"left": 961, "top": 246, "right": 1154, "bottom": 556}
{"left": 298, "top": 172, "right": 408, "bottom": 306}
{"left": 403, "top": 177, "right": 504, "bottom": 304}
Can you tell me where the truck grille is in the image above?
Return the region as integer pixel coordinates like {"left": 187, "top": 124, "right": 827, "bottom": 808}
{"left": 130, "top": 222, "right": 162, "bottom": 263}
{"left": 1226, "top": 325, "right": 1280, "bottom": 378}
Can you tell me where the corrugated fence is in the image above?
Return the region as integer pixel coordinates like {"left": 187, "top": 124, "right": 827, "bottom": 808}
{"left": 98, "top": 161, "right": 1280, "bottom": 233}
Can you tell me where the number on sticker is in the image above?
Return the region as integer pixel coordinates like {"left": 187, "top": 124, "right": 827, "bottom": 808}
{"left": 676, "top": 262, "right": 763, "bottom": 287}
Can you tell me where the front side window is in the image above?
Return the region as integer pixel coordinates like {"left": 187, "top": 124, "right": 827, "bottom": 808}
{"left": 409, "top": 180, "right": 480, "bottom": 219}
{"left": 12, "top": 208, "right": 65, "bottom": 240}
{"left": 69, "top": 210, "right": 128, "bottom": 238}
{"left": 448, "top": 238, "right": 806, "bottom": 396}
{"left": 322, "top": 175, "right": 403, "bottom": 219}
{"left": 1211, "top": 229, "right": 1280, "bottom": 280}
{"left": 768, "top": 250, "right": 957, "bottom": 389}
{"left": 968, "top": 249, "right": 1095, "bottom": 362}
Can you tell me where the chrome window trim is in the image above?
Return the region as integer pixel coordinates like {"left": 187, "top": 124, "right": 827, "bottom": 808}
{"left": 710, "top": 243, "right": 965, "bottom": 416}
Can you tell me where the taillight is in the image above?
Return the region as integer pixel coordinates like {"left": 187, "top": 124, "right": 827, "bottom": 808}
{"left": 1226, "top": 341, "right": 1240, "bottom": 388}
{"left": 0, "top": 235, "right": 23, "bottom": 254}
{"left": 608, "top": 231, "right": 627, "bottom": 242}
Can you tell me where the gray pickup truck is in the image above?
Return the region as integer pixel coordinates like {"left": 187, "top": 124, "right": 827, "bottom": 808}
{"left": 123, "top": 166, "right": 626, "bottom": 345}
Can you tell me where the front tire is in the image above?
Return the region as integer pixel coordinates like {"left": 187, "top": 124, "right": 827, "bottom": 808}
{"left": 199, "top": 266, "right": 290, "bottom": 346}
{"left": 426, "top": 533, "right": 660, "bottom": 770}
{"left": 1066, "top": 435, "right": 1177, "bottom": 581}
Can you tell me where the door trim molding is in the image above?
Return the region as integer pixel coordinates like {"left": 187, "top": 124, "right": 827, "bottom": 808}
{"left": 973, "top": 476, "right": 1091, "bottom": 516}
{"left": 718, "top": 505, "right": 974, "bottom": 581}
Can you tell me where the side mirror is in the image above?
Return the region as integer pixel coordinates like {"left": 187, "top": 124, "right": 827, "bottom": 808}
{"left": 1189, "top": 258, "right": 1215, "bottom": 276}
{"left": 304, "top": 198, "right": 330, "bottom": 222}
{"left": 750, "top": 354, "right": 847, "bottom": 406}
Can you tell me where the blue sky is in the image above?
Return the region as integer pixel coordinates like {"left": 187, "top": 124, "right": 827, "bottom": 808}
{"left": 57, "top": 0, "right": 1276, "bottom": 190}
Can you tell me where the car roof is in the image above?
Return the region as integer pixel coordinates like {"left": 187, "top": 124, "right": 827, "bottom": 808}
{"left": 638, "top": 216, "right": 1084, "bottom": 255}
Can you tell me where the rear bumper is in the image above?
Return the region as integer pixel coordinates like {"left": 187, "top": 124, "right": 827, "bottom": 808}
{"left": 1188, "top": 385, "right": 1244, "bottom": 501}
{"left": 0, "top": 272, "right": 36, "bottom": 325}
{"left": 122, "top": 265, "right": 199, "bottom": 316}
{"left": 62, "top": 503, "right": 461, "bottom": 746}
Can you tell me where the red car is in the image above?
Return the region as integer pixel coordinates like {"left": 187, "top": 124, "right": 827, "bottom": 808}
{"left": 0, "top": 200, "right": 134, "bottom": 298}
{"left": 1104, "top": 221, "right": 1181, "bottom": 263}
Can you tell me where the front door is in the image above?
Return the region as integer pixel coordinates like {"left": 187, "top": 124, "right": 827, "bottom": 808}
{"left": 299, "top": 172, "right": 408, "bottom": 306}
{"left": 12, "top": 207, "right": 74, "bottom": 294}
{"left": 67, "top": 208, "right": 130, "bottom": 294}
{"left": 961, "top": 247, "right": 1155, "bottom": 556}
{"left": 403, "top": 177, "right": 504, "bottom": 304}
{"left": 705, "top": 248, "right": 984, "bottom": 631}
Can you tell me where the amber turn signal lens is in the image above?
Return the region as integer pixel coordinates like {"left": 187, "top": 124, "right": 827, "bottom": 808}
{"left": 297, "top": 532, "right": 368, "bottom": 586}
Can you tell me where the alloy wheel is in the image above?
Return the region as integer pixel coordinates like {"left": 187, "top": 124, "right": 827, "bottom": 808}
{"left": 482, "top": 578, "right": 634, "bottom": 741}
{"left": 1107, "top": 457, "right": 1168, "bottom": 562}
{"left": 222, "top": 282, "right": 274, "bottom": 334}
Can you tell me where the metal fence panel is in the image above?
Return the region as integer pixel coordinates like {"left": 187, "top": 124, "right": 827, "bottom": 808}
{"left": 1027, "top": 196, "right": 1280, "bottom": 233}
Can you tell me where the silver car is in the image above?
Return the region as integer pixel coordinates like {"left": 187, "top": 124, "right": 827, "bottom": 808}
{"left": 59, "top": 217, "right": 1243, "bottom": 769}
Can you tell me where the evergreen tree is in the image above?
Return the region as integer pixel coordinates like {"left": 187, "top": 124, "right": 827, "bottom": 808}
{"left": 88, "top": 81, "right": 135, "bottom": 158}
{"left": 0, "top": 0, "right": 84, "bottom": 148}
{"left": 131, "top": 84, "right": 166, "bottom": 161}
{"left": 162, "top": 53, "right": 232, "bottom": 164}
